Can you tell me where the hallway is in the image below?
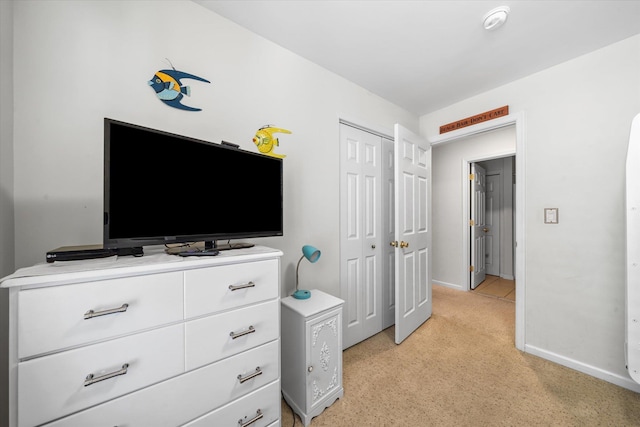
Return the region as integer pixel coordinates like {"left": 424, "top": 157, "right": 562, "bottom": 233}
{"left": 473, "top": 274, "right": 515, "bottom": 301}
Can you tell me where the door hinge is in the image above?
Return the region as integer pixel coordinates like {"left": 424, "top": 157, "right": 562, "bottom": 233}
{"left": 469, "top": 219, "right": 475, "bottom": 226}
{"left": 469, "top": 173, "right": 475, "bottom": 180}
{"left": 469, "top": 265, "right": 474, "bottom": 272}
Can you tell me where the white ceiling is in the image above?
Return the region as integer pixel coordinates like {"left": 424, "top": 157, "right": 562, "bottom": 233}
{"left": 194, "top": 1, "right": 640, "bottom": 116}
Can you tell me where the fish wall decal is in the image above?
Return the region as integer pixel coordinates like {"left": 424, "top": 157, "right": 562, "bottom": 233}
{"left": 148, "top": 60, "right": 210, "bottom": 111}
{"left": 253, "top": 125, "right": 292, "bottom": 158}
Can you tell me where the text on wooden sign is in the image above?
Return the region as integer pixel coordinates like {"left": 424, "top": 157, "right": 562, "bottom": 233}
{"left": 439, "top": 106, "right": 509, "bottom": 134}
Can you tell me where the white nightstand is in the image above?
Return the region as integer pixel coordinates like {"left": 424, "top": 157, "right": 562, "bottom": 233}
{"left": 281, "top": 289, "right": 344, "bottom": 426}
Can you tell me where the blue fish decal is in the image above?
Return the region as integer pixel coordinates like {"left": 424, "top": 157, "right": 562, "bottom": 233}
{"left": 148, "top": 66, "right": 210, "bottom": 112}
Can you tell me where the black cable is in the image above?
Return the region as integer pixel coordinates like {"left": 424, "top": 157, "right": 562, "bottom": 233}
{"left": 164, "top": 242, "right": 193, "bottom": 249}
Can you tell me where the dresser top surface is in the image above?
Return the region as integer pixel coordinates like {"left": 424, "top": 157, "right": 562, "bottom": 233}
{"left": 1, "top": 245, "right": 283, "bottom": 289}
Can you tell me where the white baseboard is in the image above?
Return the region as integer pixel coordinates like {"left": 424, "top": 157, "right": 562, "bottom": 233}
{"left": 500, "top": 274, "right": 515, "bottom": 280}
{"left": 525, "top": 344, "right": 640, "bottom": 393}
{"left": 433, "top": 282, "right": 639, "bottom": 392}
{"left": 433, "top": 280, "right": 464, "bottom": 291}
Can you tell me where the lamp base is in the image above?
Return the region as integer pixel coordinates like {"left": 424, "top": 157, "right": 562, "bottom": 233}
{"left": 292, "top": 289, "right": 311, "bottom": 300}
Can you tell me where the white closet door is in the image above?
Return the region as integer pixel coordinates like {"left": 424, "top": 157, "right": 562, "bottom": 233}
{"left": 339, "top": 123, "right": 383, "bottom": 349}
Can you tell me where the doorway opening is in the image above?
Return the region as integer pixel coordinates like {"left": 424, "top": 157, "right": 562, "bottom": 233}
{"left": 470, "top": 156, "right": 516, "bottom": 301}
{"left": 430, "top": 112, "right": 525, "bottom": 351}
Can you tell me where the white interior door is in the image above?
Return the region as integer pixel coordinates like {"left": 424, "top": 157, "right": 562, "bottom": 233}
{"left": 485, "top": 173, "right": 501, "bottom": 276}
{"left": 339, "top": 123, "right": 384, "bottom": 349}
{"left": 393, "top": 124, "right": 432, "bottom": 345}
{"left": 470, "top": 163, "right": 487, "bottom": 289}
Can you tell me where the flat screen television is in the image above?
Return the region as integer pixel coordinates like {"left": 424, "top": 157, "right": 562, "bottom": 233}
{"left": 103, "top": 118, "right": 283, "bottom": 254}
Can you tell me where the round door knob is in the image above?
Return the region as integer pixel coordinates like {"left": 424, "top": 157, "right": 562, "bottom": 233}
{"left": 400, "top": 241, "right": 409, "bottom": 248}
{"left": 371, "top": 244, "right": 376, "bottom": 249}
{"left": 483, "top": 228, "right": 489, "bottom": 232}
{"left": 390, "top": 241, "right": 398, "bottom": 247}
{"left": 308, "top": 366, "right": 313, "bottom": 373}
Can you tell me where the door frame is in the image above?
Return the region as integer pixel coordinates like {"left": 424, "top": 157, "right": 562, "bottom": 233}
{"left": 429, "top": 112, "right": 525, "bottom": 351}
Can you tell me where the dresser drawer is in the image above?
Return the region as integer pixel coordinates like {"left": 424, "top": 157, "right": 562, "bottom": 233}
{"left": 18, "top": 323, "right": 184, "bottom": 427}
{"left": 18, "top": 271, "right": 183, "bottom": 358}
{"left": 44, "top": 341, "right": 279, "bottom": 427}
{"left": 183, "top": 380, "right": 281, "bottom": 427}
{"left": 187, "top": 339, "right": 280, "bottom": 414}
{"left": 184, "top": 259, "right": 279, "bottom": 319}
{"left": 185, "top": 299, "right": 279, "bottom": 370}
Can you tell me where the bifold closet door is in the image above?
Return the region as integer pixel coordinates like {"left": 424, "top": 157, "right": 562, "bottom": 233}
{"left": 340, "top": 123, "right": 387, "bottom": 349}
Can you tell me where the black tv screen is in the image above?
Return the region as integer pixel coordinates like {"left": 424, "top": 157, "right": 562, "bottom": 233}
{"left": 103, "top": 118, "right": 283, "bottom": 250}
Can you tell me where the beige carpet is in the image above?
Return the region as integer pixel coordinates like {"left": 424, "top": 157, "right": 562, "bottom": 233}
{"left": 281, "top": 285, "right": 640, "bottom": 426}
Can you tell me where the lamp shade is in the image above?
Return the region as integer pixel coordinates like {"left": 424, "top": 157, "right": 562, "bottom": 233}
{"left": 302, "top": 245, "right": 321, "bottom": 263}
{"left": 294, "top": 245, "right": 321, "bottom": 300}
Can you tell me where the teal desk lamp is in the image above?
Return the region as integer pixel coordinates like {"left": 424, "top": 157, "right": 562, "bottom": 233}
{"left": 293, "top": 245, "right": 321, "bottom": 299}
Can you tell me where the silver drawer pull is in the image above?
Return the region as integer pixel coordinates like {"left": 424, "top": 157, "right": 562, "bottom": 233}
{"left": 84, "top": 303, "right": 129, "bottom": 320}
{"left": 237, "top": 366, "right": 262, "bottom": 384}
{"left": 238, "top": 409, "right": 263, "bottom": 427}
{"left": 230, "top": 325, "right": 255, "bottom": 339}
{"left": 84, "top": 363, "right": 129, "bottom": 387}
{"left": 229, "top": 281, "right": 255, "bottom": 291}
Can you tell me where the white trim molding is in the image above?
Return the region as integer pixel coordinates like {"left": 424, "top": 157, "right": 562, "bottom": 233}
{"left": 525, "top": 344, "right": 640, "bottom": 393}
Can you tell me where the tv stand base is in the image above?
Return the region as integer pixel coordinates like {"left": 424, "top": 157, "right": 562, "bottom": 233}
{"left": 115, "top": 246, "right": 144, "bottom": 257}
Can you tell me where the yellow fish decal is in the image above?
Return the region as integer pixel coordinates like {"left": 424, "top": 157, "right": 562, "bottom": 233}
{"left": 253, "top": 125, "right": 291, "bottom": 158}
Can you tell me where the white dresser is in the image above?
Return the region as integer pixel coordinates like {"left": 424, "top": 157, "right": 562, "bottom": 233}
{"left": 0, "top": 246, "right": 282, "bottom": 427}
{"left": 281, "top": 290, "right": 344, "bottom": 426}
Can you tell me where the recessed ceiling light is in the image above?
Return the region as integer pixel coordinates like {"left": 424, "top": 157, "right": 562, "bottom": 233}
{"left": 483, "top": 6, "right": 510, "bottom": 31}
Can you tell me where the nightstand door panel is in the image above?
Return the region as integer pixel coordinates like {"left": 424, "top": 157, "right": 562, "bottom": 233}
{"left": 306, "top": 308, "right": 343, "bottom": 413}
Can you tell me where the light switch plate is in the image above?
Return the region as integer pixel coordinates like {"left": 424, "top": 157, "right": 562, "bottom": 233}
{"left": 544, "top": 208, "right": 558, "bottom": 224}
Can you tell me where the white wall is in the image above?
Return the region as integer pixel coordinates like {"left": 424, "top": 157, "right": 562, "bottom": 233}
{"left": 1, "top": 0, "right": 15, "bottom": 278}
{"left": 0, "top": 0, "right": 14, "bottom": 423}
{"left": 8, "top": 0, "right": 640, "bottom": 392}
{"left": 431, "top": 126, "right": 515, "bottom": 289}
{"left": 422, "top": 35, "right": 640, "bottom": 387}
{"left": 9, "top": 0, "right": 417, "bottom": 299}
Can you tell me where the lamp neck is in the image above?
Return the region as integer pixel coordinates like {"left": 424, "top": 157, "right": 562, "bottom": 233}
{"left": 295, "top": 255, "right": 305, "bottom": 291}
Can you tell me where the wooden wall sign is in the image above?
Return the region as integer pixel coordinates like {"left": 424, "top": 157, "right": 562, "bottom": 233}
{"left": 439, "top": 105, "right": 509, "bottom": 134}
